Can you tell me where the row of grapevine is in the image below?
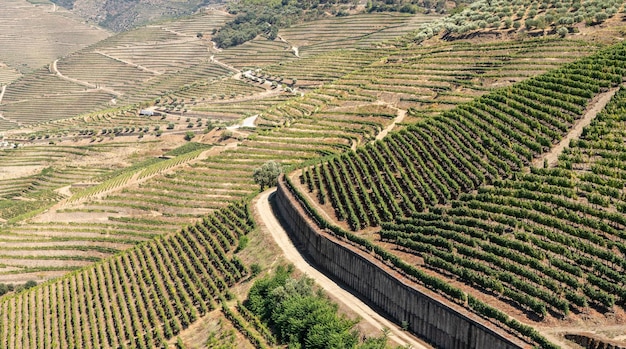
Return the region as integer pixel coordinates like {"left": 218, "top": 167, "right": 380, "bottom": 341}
{"left": 283, "top": 175, "right": 558, "bottom": 349}
{"left": 289, "top": 40, "right": 626, "bottom": 349}
{"left": 0, "top": 202, "right": 254, "bottom": 349}
{"left": 301, "top": 41, "right": 626, "bottom": 231}
{"left": 380, "top": 145, "right": 626, "bottom": 315}
{"left": 366, "top": 78, "right": 626, "bottom": 332}
{"left": 68, "top": 147, "right": 209, "bottom": 204}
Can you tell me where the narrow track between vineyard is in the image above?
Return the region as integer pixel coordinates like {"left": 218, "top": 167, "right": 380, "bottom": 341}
{"left": 532, "top": 86, "right": 620, "bottom": 168}
{"left": 255, "top": 188, "right": 430, "bottom": 349}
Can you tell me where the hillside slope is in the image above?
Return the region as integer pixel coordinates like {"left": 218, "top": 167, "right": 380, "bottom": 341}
{"left": 51, "top": 0, "right": 224, "bottom": 32}
{"left": 0, "top": 0, "right": 110, "bottom": 76}
{"left": 293, "top": 39, "right": 626, "bottom": 347}
{"left": 1, "top": 2, "right": 626, "bottom": 348}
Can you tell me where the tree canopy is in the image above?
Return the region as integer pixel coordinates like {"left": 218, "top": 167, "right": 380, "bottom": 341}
{"left": 252, "top": 160, "right": 283, "bottom": 190}
{"left": 245, "top": 266, "right": 393, "bottom": 349}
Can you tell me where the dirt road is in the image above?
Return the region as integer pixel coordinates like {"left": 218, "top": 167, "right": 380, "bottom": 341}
{"left": 376, "top": 107, "right": 406, "bottom": 140}
{"left": 50, "top": 59, "right": 121, "bottom": 96}
{"left": 532, "top": 87, "right": 620, "bottom": 168}
{"left": 255, "top": 189, "right": 430, "bottom": 349}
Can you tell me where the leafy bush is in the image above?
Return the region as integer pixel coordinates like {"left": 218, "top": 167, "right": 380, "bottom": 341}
{"left": 244, "top": 267, "right": 391, "bottom": 349}
{"left": 0, "top": 283, "right": 14, "bottom": 296}
{"left": 253, "top": 161, "right": 283, "bottom": 190}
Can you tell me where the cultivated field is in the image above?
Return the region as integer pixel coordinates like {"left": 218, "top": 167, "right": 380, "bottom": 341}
{"left": 294, "top": 35, "right": 626, "bottom": 349}
{"left": 1, "top": 1, "right": 626, "bottom": 347}
{"left": 0, "top": 0, "right": 109, "bottom": 74}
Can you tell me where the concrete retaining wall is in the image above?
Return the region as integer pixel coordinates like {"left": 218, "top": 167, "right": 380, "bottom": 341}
{"left": 274, "top": 178, "right": 528, "bottom": 349}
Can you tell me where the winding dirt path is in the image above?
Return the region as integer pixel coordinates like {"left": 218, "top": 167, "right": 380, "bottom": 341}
{"left": 0, "top": 85, "right": 5, "bottom": 104}
{"left": 209, "top": 53, "right": 239, "bottom": 73}
{"left": 95, "top": 51, "right": 163, "bottom": 75}
{"left": 532, "top": 86, "right": 620, "bottom": 168}
{"left": 255, "top": 189, "right": 430, "bottom": 349}
{"left": 50, "top": 59, "right": 122, "bottom": 96}
{"left": 227, "top": 115, "right": 257, "bottom": 130}
{"left": 277, "top": 35, "right": 299, "bottom": 57}
{"left": 376, "top": 107, "right": 406, "bottom": 140}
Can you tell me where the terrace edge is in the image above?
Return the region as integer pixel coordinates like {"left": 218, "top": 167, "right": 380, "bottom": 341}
{"left": 273, "top": 175, "right": 531, "bottom": 349}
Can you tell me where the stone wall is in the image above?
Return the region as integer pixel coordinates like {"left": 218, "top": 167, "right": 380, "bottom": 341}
{"left": 565, "top": 333, "right": 626, "bottom": 349}
{"left": 274, "top": 178, "right": 530, "bottom": 349}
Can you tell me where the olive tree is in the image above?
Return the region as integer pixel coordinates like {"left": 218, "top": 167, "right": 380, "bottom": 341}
{"left": 253, "top": 160, "right": 283, "bottom": 190}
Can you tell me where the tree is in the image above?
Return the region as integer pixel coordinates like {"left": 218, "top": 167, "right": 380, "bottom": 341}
{"left": 252, "top": 160, "right": 282, "bottom": 190}
{"left": 184, "top": 131, "right": 195, "bottom": 141}
{"left": 595, "top": 12, "right": 608, "bottom": 24}
{"left": 0, "top": 283, "right": 13, "bottom": 296}
{"left": 245, "top": 268, "right": 385, "bottom": 349}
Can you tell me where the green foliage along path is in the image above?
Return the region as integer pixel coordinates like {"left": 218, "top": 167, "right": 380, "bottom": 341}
{"left": 244, "top": 266, "right": 398, "bottom": 349}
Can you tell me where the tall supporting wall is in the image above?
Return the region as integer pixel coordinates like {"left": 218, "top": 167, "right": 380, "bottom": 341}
{"left": 274, "top": 179, "right": 529, "bottom": 349}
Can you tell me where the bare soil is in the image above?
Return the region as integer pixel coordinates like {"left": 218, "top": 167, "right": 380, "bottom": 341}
{"left": 0, "top": 165, "right": 45, "bottom": 180}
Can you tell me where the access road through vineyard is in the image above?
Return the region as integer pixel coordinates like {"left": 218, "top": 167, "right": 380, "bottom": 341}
{"left": 532, "top": 86, "right": 620, "bottom": 168}
{"left": 255, "top": 188, "right": 430, "bottom": 349}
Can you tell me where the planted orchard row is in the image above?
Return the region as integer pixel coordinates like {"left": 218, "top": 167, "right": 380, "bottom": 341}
{"left": 380, "top": 82, "right": 626, "bottom": 316}
{"left": 301, "top": 41, "right": 626, "bottom": 231}
{"left": 283, "top": 175, "right": 558, "bottom": 348}
{"left": 0, "top": 202, "right": 253, "bottom": 349}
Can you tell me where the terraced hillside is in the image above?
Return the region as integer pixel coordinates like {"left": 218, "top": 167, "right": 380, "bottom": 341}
{"left": 406, "top": 0, "right": 626, "bottom": 48}
{"left": 51, "top": 0, "right": 223, "bottom": 32}
{"left": 1, "top": 1, "right": 626, "bottom": 348}
{"left": 0, "top": 10, "right": 434, "bottom": 282}
{"left": 0, "top": 10, "right": 232, "bottom": 127}
{"left": 214, "top": 11, "right": 435, "bottom": 70}
{"left": 0, "top": 5, "right": 442, "bottom": 286}
{"left": 292, "top": 40, "right": 626, "bottom": 347}
{"left": 0, "top": 202, "right": 255, "bottom": 349}
{"left": 0, "top": 37, "right": 609, "bottom": 346}
{"left": 0, "top": 0, "right": 110, "bottom": 75}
